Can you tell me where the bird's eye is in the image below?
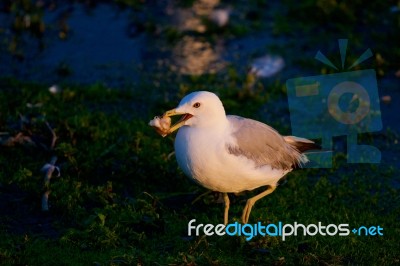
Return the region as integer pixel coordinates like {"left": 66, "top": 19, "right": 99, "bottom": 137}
{"left": 193, "top": 102, "right": 201, "bottom": 108}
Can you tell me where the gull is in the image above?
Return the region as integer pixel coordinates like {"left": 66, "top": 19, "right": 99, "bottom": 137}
{"left": 162, "top": 91, "right": 319, "bottom": 224}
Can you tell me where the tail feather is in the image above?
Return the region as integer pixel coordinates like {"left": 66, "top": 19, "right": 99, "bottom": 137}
{"left": 284, "top": 136, "right": 321, "bottom": 153}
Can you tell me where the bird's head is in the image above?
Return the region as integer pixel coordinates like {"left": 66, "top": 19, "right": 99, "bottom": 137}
{"left": 164, "top": 91, "right": 226, "bottom": 134}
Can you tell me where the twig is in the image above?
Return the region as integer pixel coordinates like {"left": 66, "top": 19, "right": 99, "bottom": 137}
{"left": 41, "top": 156, "right": 60, "bottom": 211}
{"left": 42, "top": 190, "right": 51, "bottom": 211}
{"left": 45, "top": 121, "right": 57, "bottom": 150}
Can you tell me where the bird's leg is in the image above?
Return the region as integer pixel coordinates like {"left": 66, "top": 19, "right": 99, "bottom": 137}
{"left": 223, "top": 193, "right": 230, "bottom": 225}
{"left": 241, "top": 185, "right": 276, "bottom": 224}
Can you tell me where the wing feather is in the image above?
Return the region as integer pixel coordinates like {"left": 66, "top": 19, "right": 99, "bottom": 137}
{"left": 226, "top": 115, "right": 304, "bottom": 169}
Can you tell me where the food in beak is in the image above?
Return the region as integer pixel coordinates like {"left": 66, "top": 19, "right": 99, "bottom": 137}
{"left": 148, "top": 115, "right": 171, "bottom": 137}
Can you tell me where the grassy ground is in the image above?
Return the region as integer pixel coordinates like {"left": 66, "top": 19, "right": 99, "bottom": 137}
{"left": 1, "top": 0, "right": 400, "bottom": 265}
{"left": 0, "top": 75, "right": 399, "bottom": 265}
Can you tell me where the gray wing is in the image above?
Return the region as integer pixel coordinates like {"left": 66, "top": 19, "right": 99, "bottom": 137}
{"left": 226, "top": 115, "right": 302, "bottom": 170}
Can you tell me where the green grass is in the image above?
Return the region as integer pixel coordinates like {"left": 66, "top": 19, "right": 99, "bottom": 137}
{"left": 0, "top": 76, "right": 399, "bottom": 265}
{"left": 1, "top": 0, "right": 400, "bottom": 264}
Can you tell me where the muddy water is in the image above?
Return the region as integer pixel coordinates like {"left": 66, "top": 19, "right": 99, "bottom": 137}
{"left": 0, "top": 1, "right": 287, "bottom": 87}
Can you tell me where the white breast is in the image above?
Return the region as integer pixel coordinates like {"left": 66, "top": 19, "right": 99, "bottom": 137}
{"left": 174, "top": 126, "right": 289, "bottom": 193}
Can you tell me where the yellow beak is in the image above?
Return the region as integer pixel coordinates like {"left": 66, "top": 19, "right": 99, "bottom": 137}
{"left": 164, "top": 109, "right": 193, "bottom": 134}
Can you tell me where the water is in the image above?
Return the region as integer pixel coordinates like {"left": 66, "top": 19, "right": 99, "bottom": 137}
{"left": 0, "top": 1, "right": 287, "bottom": 87}
{"left": 1, "top": 3, "right": 146, "bottom": 86}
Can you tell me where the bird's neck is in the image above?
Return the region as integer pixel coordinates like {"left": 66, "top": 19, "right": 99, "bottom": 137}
{"left": 197, "top": 115, "right": 229, "bottom": 131}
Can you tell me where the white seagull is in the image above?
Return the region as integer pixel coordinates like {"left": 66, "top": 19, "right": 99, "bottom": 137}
{"left": 161, "top": 91, "right": 319, "bottom": 224}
